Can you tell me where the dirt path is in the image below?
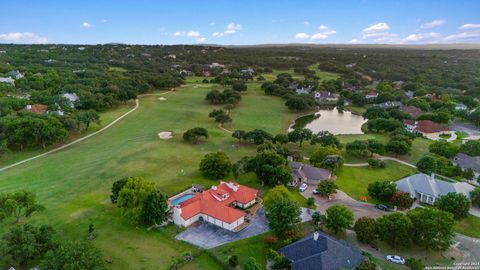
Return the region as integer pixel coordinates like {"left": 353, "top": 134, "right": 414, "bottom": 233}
{"left": 0, "top": 90, "right": 175, "bottom": 173}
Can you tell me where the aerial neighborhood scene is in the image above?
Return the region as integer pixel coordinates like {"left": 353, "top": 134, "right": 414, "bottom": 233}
{"left": 1, "top": 1, "right": 480, "bottom": 270}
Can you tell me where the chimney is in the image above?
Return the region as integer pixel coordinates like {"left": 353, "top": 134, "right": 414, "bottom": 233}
{"left": 313, "top": 232, "right": 319, "bottom": 241}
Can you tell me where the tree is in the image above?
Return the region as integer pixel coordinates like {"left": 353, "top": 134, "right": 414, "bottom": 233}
{"left": 390, "top": 191, "right": 414, "bottom": 209}
{"left": 232, "top": 80, "right": 247, "bottom": 92}
{"left": 285, "top": 95, "right": 316, "bottom": 111}
{"left": 316, "top": 180, "right": 338, "bottom": 197}
{"left": 1, "top": 224, "right": 55, "bottom": 266}
{"left": 266, "top": 197, "right": 301, "bottom": 237}
{"left": 232, "top": 130, "right": 247, "bottom": 143}
{"left": 263, "top": 185, "right": 294, "bottom": 210}
{"left": 248, "top": 150, "right": 291, "bottom": 186}
{"left": 471, "top": 187, "right": 480, "bottom": 207}
{"left": 310, "top": 131, "right": 342, "bottom": 148}
{"left": 406, "top": 258, "right": 425, "bottom": 270}
{"left": 351, "top": 93, "right": 367, "bottom": 106}
{"left": 386, "top": 140, "right": 410, "bottom": 156}
{"left": 183, "top": 127, "right": 208, "bottom": 144}
{"left": 199, "top": 152, "right": 232, "bottom": 179}
{"left": 228, "top": 255, "right": 239, "bottom": 267}
{"left": 41, "top": 241, "right": 105, "bottom": 270}
{"left": 274, "top": 134, "right": 289, "bottom": 145}
{"left": 288, "top": 128, "right": 313, "bottom": 147}
{"left": 0, "top": 190, "right": 44, "bottom": 223}
{"left": 434, "top": 192, "right": 471, "bottom": 220}
{"left": 117, "top": 177, "right": 156, "bottom": 222}
{"left": 463, "top": 168, "right": 475, "bottom": 180}
{"left": 367, "top": 181, "right": 396, "bottom": 202}
{"left": 353, "top": 217, "right": 378, "bottom": 244}
{"left": 209, "top": 109, "right": 232, "bottom": 125}
{"left": 407, "top": 207, "right": 455, "bottom": 251}
{"left": 309, "top": 146, "right": 342, "bottom": 167}
{"left": 367, "top": 158, "right": 386, "bottom": 168}
{"left": 345, "top": 140, "right": 370, "bottom": 157}
{"left": 357, "top": 258, "right": 377, "bottom": 270}
{"left": 245, "top": 129, "right": 273, "bottom": 145}
{"left": 416, "top": 154, "right": 438, "bottom": 174}
{"left": 139, "top": 190, "right": 168, "bottom": 226}
{"left": 322, "top": 205, "right": 354, "bottom": 234}
{"left": 376, "top": 213, "right": 412, "bottom": 248}
{"left": 429, "top": 141, "right": 459, "bottom": 158}
{"left": 110, "top": 177, "right": 128, "bottom": 204}
{"left": 242, "top": 257, "right": 261, "bottom": 270}
{"left": 367, "top": 118, "right": 403, "bottom": 133}
{"left": 367, "top": 139, "right": 386, "bottom": 155}
{"left": 75, "top": 109, "right": 100, "bottom": 130}
{"left": 460, "top": 140, "right": 480, "bottom": 156}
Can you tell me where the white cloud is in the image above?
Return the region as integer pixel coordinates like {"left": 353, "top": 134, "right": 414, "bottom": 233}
{"left": 0, "top": 32, "right": 48, "bottom": 44}
{"left": 295, "top": 33, "right": 310, "bottom": 39}
{"left": 224, "top": 23, "right": 243, "bottom": 34}
{"left": 322, "top": 30, "right": 337, "bottom": 35}
{"left": 80, "top": 22, "right": 94, "bottom": 28}
{"left": 197, "top": 37, "right": 206, "bottom": 42}
{"left": 403, "top": 32, "right": 442, "bottom": 43}
{"left": 310, "top": 33, "right": 328, "bottom": 40}
{"left": 459, "top": 24, "right": 480, "bottom": 30}
{"left": 349, "top": 39, "right": 359, "bottom": 44}
{"left": 362, "top": 22, "right": 390, "bottom": 33}
{"left": 212, "top": 32, "right": 222, "bottom": 37}
{"left": 421, "top": 19, "right": 446, "bottom": 29}
{"left": 318, "top": 25, "right": 328, "bottom": 30}
{"left": 186, "top": 31, "right": 200, "bottom": 37}
{"left": 174, "top": 31, "right": 186, "bottom": 36}
{"left": 303, "top": 21, "right": 310, "bottom": 25}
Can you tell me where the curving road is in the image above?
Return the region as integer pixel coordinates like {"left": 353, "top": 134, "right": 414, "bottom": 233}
{"left": 0, "top": 90, "right": 175, "bottom": 173}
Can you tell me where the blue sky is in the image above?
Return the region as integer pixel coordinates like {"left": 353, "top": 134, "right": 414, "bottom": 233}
{"left": 1, "top": 0, "right": 479, "bottom": 45}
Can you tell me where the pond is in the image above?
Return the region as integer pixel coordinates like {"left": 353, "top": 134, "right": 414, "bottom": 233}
{"left": 289, "top": 107, "right": 367, "bottom": 135}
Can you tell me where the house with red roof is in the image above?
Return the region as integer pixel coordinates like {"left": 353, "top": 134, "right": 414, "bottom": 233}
{"left": 172, "top": 181, "right": 258, "bottom": 231}
{"left": 23, "top": 104, "right": 48, "bottom": 115}
{"left": 404, "top": 119, "right": 449, "bottom": 138}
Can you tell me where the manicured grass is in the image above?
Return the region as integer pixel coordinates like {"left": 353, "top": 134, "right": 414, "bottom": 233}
{"left": 335, "top": 161, "right": 417, "bottom": 202}
{"left": 455, "top": 214, "right": 480, "bottom": 238}
{"left": 210, "top": 234, "right": 267, "bottom": 269}
{"left": 0, "top": 83, "right": 296, "bottom": 269}
{"left": 346, "top": 105, "right": 368, "bottom": 115}
{"left": 108, "top": 66, "right": 127, "bottom": 72}
{"left": 401, "top": 137, "right": 431, "bottom": 164}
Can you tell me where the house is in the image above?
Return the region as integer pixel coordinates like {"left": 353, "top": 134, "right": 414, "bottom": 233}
{"left": 365, "top": 91, "right": 378, "bottom": 100}
{"left": 295, "top": 87, "right": 312, "bottom": 95}
{"left": 425, "top": 93, "right": 441, "bottom": 101}
{"left": 178, "top": 69, "right": 194, "bottom": 76}
{"left": 172, "top": 181, "right": 258, "bottom": 231}
{"left": 455, "top": 103, "right": 468, "bottom": 111}
{"left": 393, "top": 80, "right": 404, "bottom": 90}
{"left": 405, "top": 90, "right": 414, "bottom": 99}
{"left": 401, "top": 105, "right": 423, "bottom": 119}
{"left": 314, "top": 91, "right": 339, "bottom": 102}
{"left": 289, "top": 162, "right": 332, "bottom": 186}
{"left": 8, "top": 70, "right": 24, "bottom": 79}
{"left": 0, "top": 77, "right": 15, "bottom": 85}
{"left": 23, "top": 104, "right": 48, "bottom": 115}
{"left": 62, "top": 92, "right": 80, "bottom": 108}
{"left": 378, "top": 101, "right": 403, "bottom": 109}
{"left": 404, "top": 120, "right": 448, "bottom": 137}
{"left": 209, "top": 62, "right": 225, "bottom": 68}
{"left": 396, "top": 173, "right": 475, "bottom": 205}
{"left": 452, "top": 153, "right": 480, "bottom": 178}
{"left": 279, "top": 231, "right": 365, "bottom": 270}
{"left": 240, "top": 68, "right": 255, "bottom": 75}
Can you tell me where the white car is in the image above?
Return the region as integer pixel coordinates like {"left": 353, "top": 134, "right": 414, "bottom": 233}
{"left": 299, "top": 183, "right": 308, "bottom": 192}
{"left": 386, "top": 255, "right": 405, "bottom": 265}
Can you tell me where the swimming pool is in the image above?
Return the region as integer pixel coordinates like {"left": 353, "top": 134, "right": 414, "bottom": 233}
{"left": 171, "top": 193, "right": 195, "bottom": 206}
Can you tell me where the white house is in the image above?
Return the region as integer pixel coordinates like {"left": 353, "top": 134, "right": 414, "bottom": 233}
{"left": 172, "top": 181, "right": 258, "bottom": 231}
{"left": 0, "top": 77, "right": 15, "bottom": 85}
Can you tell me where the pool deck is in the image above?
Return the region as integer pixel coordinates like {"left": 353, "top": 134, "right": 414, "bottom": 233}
{"left": 168, "top": 188, "right": 196, "bottom": 208}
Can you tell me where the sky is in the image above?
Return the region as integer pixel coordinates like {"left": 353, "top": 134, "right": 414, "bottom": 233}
{"left": 1, "top": 0, "right": 480, "bottom": 45}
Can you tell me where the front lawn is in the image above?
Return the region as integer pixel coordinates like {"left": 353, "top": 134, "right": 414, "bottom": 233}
{"left": 210, "top": 234, "right": 268, "bottom": 269}
{"left": 335, "top": 161, "right": 417, "bottom": 202}
{"left": 455, "top": 214, "right": 480, "bottom": 238}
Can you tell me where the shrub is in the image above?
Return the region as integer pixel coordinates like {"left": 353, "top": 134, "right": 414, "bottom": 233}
{"left": 367, "top": 158, "right": 386, "bottom": 168}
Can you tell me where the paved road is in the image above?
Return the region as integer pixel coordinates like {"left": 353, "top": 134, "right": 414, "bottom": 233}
{"left": 0, "top": 90, "right": 175, "bottom": 173}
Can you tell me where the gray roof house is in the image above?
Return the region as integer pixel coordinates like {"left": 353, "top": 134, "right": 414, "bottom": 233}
{"left": 396, "top": 173, "right": 475, "bottom": 205}
{"left": 279, "top": 231, "right": 364, "bottom": 270}
{"left": 378, "top": 101, "right": 403, "bottom": 109}
{"left": 452, "top": 153, "right": 480, "bottom": 177}
{"left": 61, "top": 92, "right": 80, "bottom": 108}
{"left": 289, "top": 162, "right": 331, "bottom": 186}
{"left": 314, "top": 91, "right": 339, "bottom": 102}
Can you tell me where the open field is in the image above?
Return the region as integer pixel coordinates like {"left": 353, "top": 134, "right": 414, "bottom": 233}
{"left": 455, "top": 215, "right": 480, "bottom": 238}
{"left": 335, "top": 161, "right": 418, "bottom": 202}
{"left": 0, "top": 82, "right": 296, "bottom": 269}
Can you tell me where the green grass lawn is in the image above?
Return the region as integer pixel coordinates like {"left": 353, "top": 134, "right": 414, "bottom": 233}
{"left": 336, "top": 161, "right": 417, "bottom": 202}
{"left": 455, "top": 214, "right": 480, "bottom": 238}
{"left": 210, "top": 234, "right": 267, "bottom": 269}
{"left": 0, "top": 82, "right": 297, "bottom": 269}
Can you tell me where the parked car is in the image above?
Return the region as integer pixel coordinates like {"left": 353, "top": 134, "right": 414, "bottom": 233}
{"left": 299, "top": 183, "right": 308, "bottom": 192}
{"left": 386, "top": 255, "right": 405, "bottom": 265}
{"left": 312, "top": 189, "right": 320, "bottom": 195}
{"left": 375, "top": 204, "right": 390, "bottom": 211}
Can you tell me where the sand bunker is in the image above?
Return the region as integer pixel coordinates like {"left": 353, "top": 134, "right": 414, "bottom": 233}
{"left": 158, "top": 97, "right": 167, "bottom": 101}
{"left": 158, "top": 131, "right": 173, "bottom": 140}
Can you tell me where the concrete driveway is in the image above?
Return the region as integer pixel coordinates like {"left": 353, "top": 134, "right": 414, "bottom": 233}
{"left": 176, "top": 208, "right": 270, "bottom": 249}
{"left": 302, "top": 185, "right": 389, "bottom": 220}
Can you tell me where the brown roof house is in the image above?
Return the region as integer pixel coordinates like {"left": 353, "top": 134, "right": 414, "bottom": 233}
{"left": 404, "top": 120, "right": 449, "bottom": 139}
{"left": 402, "top": 105, "right": 423, "bottom": 119}
{"left": 23, "top": 104, "right": 48, "bottom": 115}
{"left": 289, "top": 162, "right": 332, "bottom": 186}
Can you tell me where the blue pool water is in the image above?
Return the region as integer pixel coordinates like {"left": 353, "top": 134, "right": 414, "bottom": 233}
{"left": 171, "top": 194, "right": 194, "bottom": 206}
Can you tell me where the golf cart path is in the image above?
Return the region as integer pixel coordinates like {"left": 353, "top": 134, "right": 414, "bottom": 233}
{"left": 0, "top": 90, "right": 175, "bottom": 173}
{"left": 344, "top": 156, "right": 417, "bottom": 168}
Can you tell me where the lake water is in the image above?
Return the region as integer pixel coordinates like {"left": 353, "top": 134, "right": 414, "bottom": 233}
{"left": 289, "top": 107, "right": 367, "bottom": 135}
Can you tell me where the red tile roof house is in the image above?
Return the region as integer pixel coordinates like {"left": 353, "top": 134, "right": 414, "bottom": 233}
{"left": 23, "top": 104, "right": 48, "bottom": 115}
{"left": 404, "top": 120, "right": 449, "bottom": 139}
{"left": 172, "top": 181, "right": 258, "bottom": 231}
